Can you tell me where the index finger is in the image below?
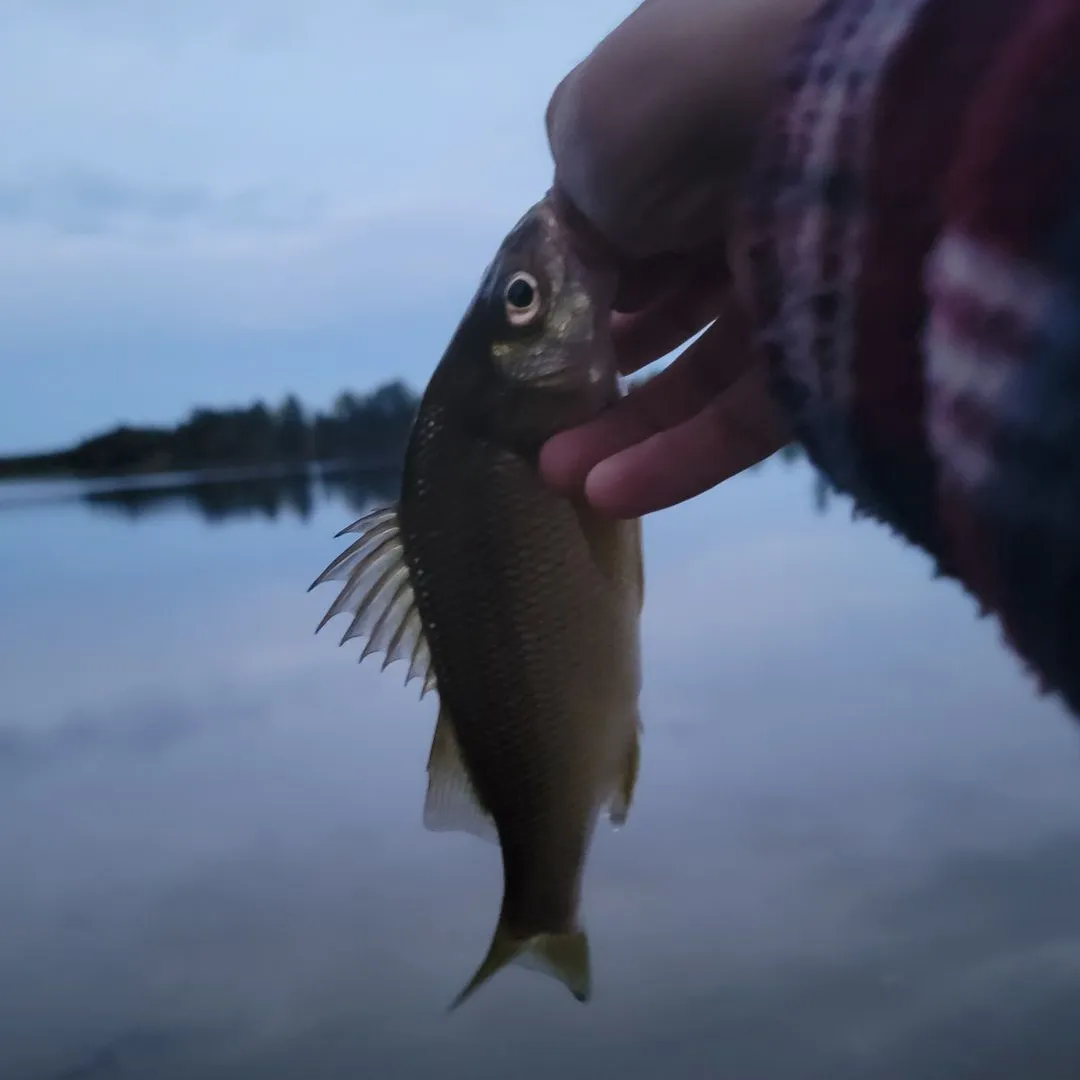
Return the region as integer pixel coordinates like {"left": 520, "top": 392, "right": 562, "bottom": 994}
{"left": 585, "top": 357, "right": 791, "bottom": 517}
{"left": 541, "top": 292, "right": 763, "bottom": 492}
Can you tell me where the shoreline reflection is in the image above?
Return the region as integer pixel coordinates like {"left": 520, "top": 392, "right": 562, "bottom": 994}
{"left": 0, "top": 446, "right": 825, "bottom": 527}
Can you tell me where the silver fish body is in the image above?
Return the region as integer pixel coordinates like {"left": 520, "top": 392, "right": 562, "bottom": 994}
{"left": 311, "top": 196, "right": 644, "bottom": 1008}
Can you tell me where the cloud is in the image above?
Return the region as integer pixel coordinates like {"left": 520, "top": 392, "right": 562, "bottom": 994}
{"left": 0, "top": 169, "right": 322, "bottom": 236}
{"left": 0, "top": 195, "right": 505, "bottom": 341}
{"left": 0, "top": 0, "right": 633, "bottom": 451}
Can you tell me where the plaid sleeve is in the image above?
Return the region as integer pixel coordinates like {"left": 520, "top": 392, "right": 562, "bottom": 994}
{"left": 736, "top": 0, "right": 1080, "bottom": 714}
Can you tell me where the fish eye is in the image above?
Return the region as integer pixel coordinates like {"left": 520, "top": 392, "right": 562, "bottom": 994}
{"left": 503, "top": 271, "right": 541, "bottom": 327}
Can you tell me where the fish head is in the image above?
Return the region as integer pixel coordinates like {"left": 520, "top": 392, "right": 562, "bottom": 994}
{"left": 437, "top": 196, "right": 618, "bottom": 454}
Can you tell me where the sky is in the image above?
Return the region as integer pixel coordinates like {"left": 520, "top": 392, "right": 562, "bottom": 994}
{"left": 0, "top": 0, "right": 635, "bottom": 454}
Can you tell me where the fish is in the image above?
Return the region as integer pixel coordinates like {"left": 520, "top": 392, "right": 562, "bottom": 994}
{"left": 309, "top": 194, "right": 645, "bottom": 1010}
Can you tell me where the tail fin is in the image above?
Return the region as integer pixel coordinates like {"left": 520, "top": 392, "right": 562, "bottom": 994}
{"left": 448, "top": 922, "right": 591, "bottom": 1011}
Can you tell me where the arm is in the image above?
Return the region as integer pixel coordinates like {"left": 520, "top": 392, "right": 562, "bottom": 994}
{"left": 734, "top": 0, "right": 1080, "bottom": 711}
{"left": 543, "top": 0, "right": 1080, "bottom": 715}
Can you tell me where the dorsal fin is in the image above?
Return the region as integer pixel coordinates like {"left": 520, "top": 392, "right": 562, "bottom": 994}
{"left": 607, "top": 717, "right": 642, "bottom": 827}
{"left": 309, "top": 504, "right": 435, "bottom": 697}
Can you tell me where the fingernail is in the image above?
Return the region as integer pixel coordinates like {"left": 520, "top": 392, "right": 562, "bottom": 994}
{"left": 584, "top": 457, "right": 621, "bottom": 509}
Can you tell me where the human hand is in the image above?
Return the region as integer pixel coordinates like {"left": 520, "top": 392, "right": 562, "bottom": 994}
{"left": 540, "top": 0, "right": 819, "bottom": 517}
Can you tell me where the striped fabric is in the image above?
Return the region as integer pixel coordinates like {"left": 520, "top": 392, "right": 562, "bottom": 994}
{"left": 735, "top": 0, "right": 1080, "bottom": 713}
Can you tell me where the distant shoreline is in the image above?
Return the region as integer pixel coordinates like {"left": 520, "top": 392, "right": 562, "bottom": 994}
{"left": 0, "top": 381, "right": 419, "bottom": 482}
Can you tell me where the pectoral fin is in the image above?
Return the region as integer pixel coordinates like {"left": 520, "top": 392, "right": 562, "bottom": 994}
{"left": 309, "top": 504, "right": 436, "bottom": 697}
{"left": 423, "top": 705, "right": 497, "bottom": 845}
{"left": 571, "top": 500, "right": 645, "bottom": 613}
{"left": 627, "top": 515, "right": 645, "bottom": 613}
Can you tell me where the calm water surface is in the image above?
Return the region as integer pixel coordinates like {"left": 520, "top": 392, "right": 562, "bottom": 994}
{"left": 2, "top": 458, "right": 1080, "bottom": 1080}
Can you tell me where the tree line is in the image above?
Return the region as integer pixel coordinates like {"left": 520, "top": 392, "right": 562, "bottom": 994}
{"left": 0, "top": 381, "right": 420, "bottom": 478}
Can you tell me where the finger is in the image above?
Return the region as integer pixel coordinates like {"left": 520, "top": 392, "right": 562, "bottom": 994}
{"left": 613, "top": 250, "right": 723, "bottom": 314}
{"left": 584, "top": 356, "right": 792, "bottom": 518}
{"left": 540, "top": 293, "right": 755, "bottom": 492}
{"left": 547, "top": 183, "right": 625, "bottom": 271}
{"left": 612, "top": 252, "right": 730, "bottom": 373}
{"left": 549, "top": 182, "right": 727, "bottom": 321}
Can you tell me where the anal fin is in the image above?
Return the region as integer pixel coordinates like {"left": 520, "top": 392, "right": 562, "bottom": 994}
{"left": 423, "top": 705, "right": 497, "bottom": 845}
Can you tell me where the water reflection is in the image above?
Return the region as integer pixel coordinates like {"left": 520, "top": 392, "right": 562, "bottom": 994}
{"left": 80, "top": 465, "right": 401, "bottom": 525}
{"left": 0, "top": 444, "right": 823, "bottom": 528}
{"left": 2, "top": 455, "right": 1080, "bottom": 1080}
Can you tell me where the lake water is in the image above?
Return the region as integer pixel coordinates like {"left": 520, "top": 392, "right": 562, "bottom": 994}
{"left": 2, "top": 456, "right": 1080, "bottom": 1080}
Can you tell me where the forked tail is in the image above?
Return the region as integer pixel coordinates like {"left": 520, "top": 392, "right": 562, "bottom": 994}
{"left": 449, "top": 920, "right": 591, "bottom": 1010}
